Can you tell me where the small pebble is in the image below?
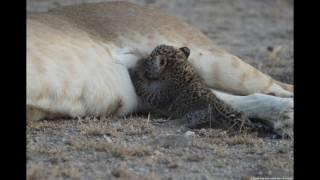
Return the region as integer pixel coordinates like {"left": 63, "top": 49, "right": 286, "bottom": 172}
{"left": 104, "top": 135, "right": 112, "bottom": 143}
{"left": 184, "top": 131, "right": 195, "bottom": 137}
{"left": 199, "top": 128, "right": 207, "bottom": 136}
{"left": 154, "top": 150, "right": 162, "bottom": 156}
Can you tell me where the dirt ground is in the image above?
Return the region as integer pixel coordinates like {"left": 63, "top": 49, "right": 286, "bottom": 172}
{"left": 27, "top": 0, "right": 293, "bottom": 179}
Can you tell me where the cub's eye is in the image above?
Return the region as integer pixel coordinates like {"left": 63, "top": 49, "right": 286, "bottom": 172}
{"left": 160, "top": 59, "right": 165, "bottom": 66}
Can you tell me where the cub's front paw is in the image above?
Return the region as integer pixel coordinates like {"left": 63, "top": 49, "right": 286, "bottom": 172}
{"left": 128, "top": 68, "right": 142, "bottom": 81}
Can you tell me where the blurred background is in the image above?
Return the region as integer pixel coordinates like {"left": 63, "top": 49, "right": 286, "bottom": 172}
{"left": 27, "top": 0, "right": 293, "bottom": 83}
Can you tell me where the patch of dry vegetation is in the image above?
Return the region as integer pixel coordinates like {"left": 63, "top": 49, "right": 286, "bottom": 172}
{"left": 157, "top": 156, "right": 179, "bottom": 169}
{"left": 27, "top": 163, "right": 80, "bottom": 180}
{"left": 66, "top": 139, "right": 150, "bottom": 159}
{"left": 138, "top": 150, "right": 179, "bottom": 170}
{"left": 27, "top": 145, "right": 68, "bottom": 163}
{"left": 79, "top": 122, "right": 119, "bottom": 137}
{"left": 27, "top": 120, "right": 63, "bottom": 130}
{"left": 197, "top": 129, "right": 228, "bottom": 138}
{"left": 118, "top": 117, "right": 157, "bottom": 136}
{"left": 225, "top": 134, "right": 264, "bottom": 146}
{"left": 111, "top": 165, "right": 134, "bottom": 180}
{"left": 29, "top": 145, "right": 64, "bottom": 155}
{"left": 200, "top": 129, "right": 264, "bottom": 147}
{"left": 77, "top": 117, "right": 156, "bottom": 137}
{"left": 27, "top": 143, "right": 69, "bottom": 164}
{"left": 191, "top": 139, "right": 215, "bottom": 150}
{"left": 264, "top": 155, "right": 291, "bottom": 169}
{"left": 111, "top": 164, "right": 160, "bottom": 180}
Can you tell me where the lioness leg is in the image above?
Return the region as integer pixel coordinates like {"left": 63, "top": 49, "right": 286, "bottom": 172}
{"left": 186, "top": 47, "right": 293, "bottom": 98}
{"left": 211, "top": 89, "right": 293, "bottom": 137}
{"left": 27, "top": 105, "right": 63, "bottom": 122}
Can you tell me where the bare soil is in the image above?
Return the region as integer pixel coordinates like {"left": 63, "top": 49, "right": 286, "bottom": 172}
{"left": 27, "top": 0, "right": 293, "bottom": 179}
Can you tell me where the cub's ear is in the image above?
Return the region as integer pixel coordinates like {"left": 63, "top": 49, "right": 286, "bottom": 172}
{"left": 179, "top": 47, "right": 190, "bottom": 58}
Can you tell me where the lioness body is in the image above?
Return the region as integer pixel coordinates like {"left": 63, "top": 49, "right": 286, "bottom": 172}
{"left": 27, "top": 2, "right": 293, "bottom": 121}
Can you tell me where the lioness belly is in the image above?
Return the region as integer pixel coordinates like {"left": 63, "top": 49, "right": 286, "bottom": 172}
{"left": 27, "top": 16, "right": 140, "bottom": 121}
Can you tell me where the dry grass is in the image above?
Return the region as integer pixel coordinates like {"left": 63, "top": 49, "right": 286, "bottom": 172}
{"left": 77, "top": 117, "right": 156, "bottom": 137}
{"left": 158, "top": 156, "right": 179, "bottom": 169}
{"left": 265, "top": 156, "right": 291, "bottom": 169}
{"left": 202, "top": 131, "right": 264, "bottom": 147}
{"left": 196, "top": 129, "right": 228, "bottom": 138}
{"left": 241, "top": 176, "right": 253, "bottom": 180}
{"left": 191, "top": 140, "right": 212, "bottom": 149}
{"left": 29, "top": 145, "right": 63, "bottom": 154}
{"left": 226, "top": 134, "right": 264, "bottom": 146}
{"left": 111, "top": 165, "right": 134, "bottom": 180}
{"left": 79, "top": 122, "right": 119, "bottom": 137}
{"left": 140, "top": 151, "right": 179, "bottom": 170}
{"left": 27, "top": 163, "right": 80, "bottom": 180}
{"left": 213, "top": 145, "right": 228, "bottom": 158}
{"left": 141, "top": 174, "right": 160, "bottom": 180}
{"left": 111, "top": 161, "right": 161, "bottom": 180}
{"left": 27, "top": 120, "right": 63, "bottom": 130}
{"left": 66, "top": 139, "right": 150, "bottom": 159}
{"left": 27, "top": 146, "right": 68, "bottom": 163}
{"left": 111, "top": 165, "right": 160, "bottom": 180}
{"left": 118, "top": 117, "right": 157, "bottom": 136}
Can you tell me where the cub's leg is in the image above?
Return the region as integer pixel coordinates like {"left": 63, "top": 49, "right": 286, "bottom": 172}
{"left": 181, "top": 106, "right": 253, "bottom": 133}
{"left": 169, "top": 91, "right": 253, "bottom": 132}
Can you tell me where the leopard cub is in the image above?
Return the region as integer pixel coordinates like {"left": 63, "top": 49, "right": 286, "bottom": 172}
{"left": 129, "top": 44, "right": 253, "bottom": 133}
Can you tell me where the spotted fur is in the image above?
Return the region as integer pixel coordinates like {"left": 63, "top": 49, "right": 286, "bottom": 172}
{"left": 130, "top": 45, "right": 254, "bottom": 132}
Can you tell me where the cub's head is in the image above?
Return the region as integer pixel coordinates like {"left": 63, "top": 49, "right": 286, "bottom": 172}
{"left": 143, "top": 44, "right": 190, "bottom": 80}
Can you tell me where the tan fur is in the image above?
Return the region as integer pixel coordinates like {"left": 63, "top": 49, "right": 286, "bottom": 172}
{"left": 273, "top": 80, "right": 294, "bottom": 92}
{"left": 27, "top": 2, "right": 293, "bottom": 121}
